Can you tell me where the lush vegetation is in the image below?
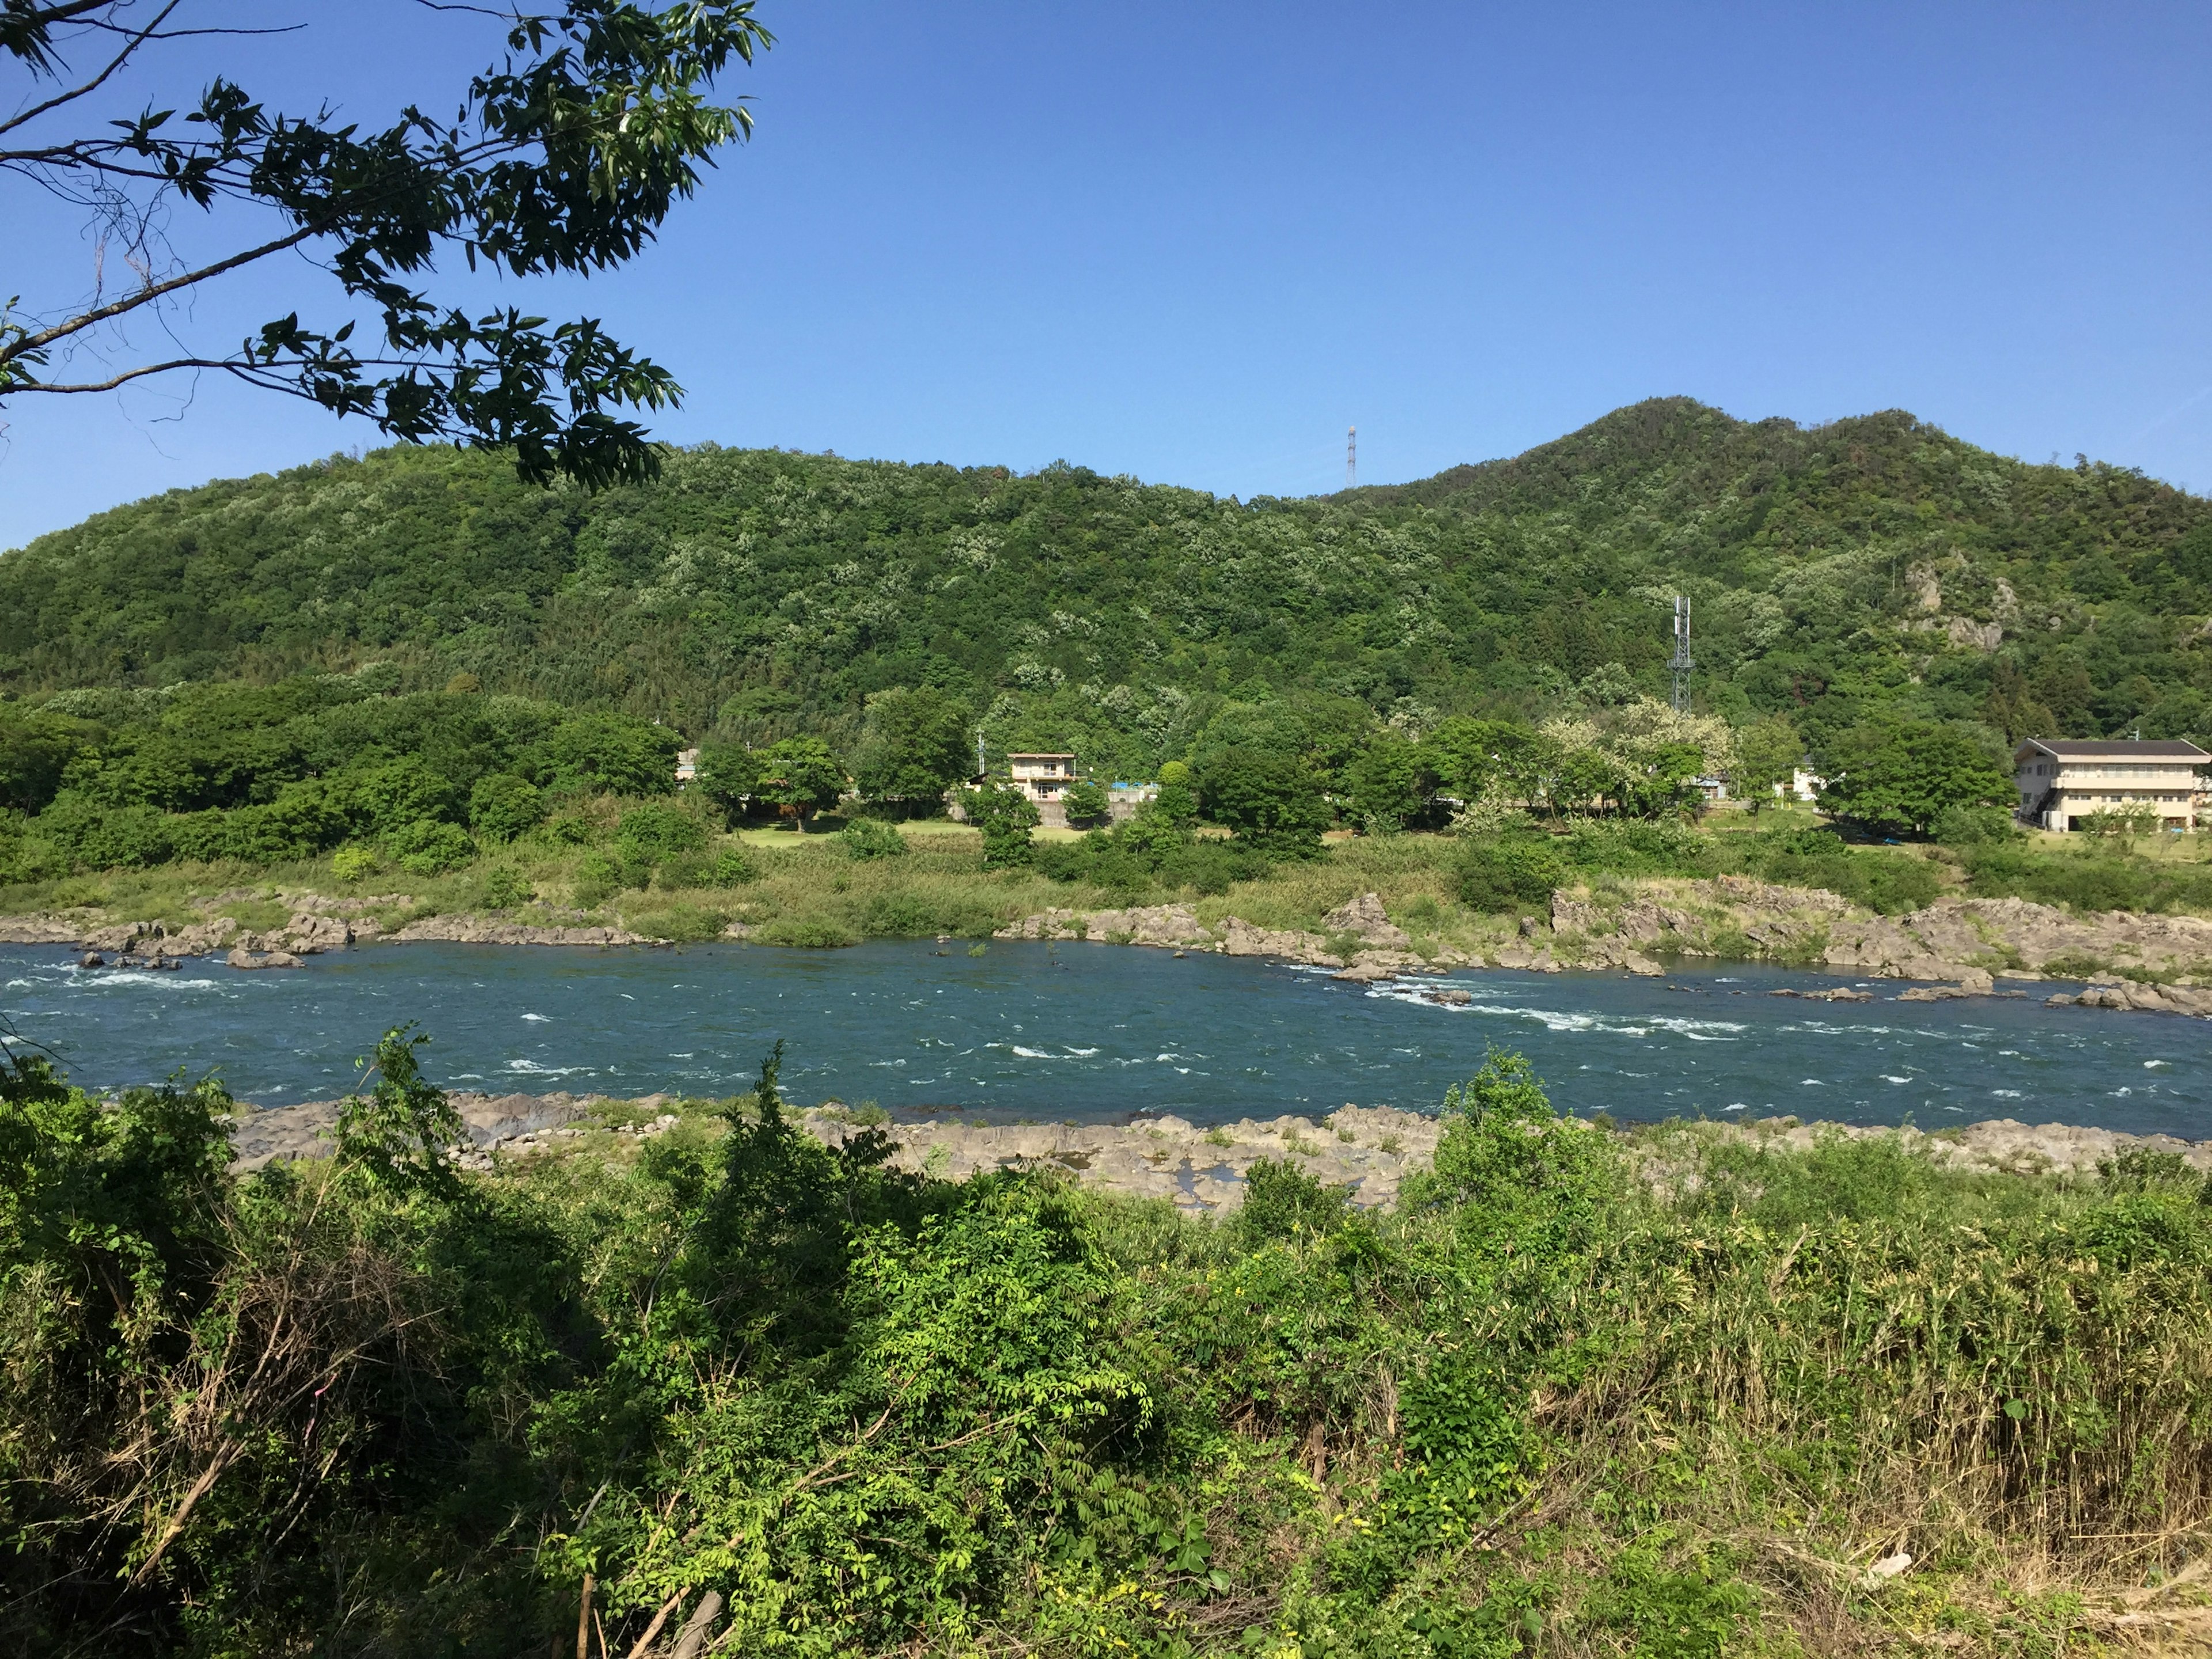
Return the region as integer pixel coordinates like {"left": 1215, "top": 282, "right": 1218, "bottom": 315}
{"left": 2, "top": 399, "right": 2210, "bottom": 926}
{"left": 6, "top": 1033, "right": 2208, "bottom": 1656}
{"left": 6, "top": 399, "right": 2210, "bottom": 768}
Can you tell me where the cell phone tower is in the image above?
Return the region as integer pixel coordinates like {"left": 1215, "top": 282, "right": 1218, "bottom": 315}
{"left": 1346, "top": 426, "right": 1357, "bottom": 490}
{"left": 1669, "top": 595, "right": 1695, "bottom": 713}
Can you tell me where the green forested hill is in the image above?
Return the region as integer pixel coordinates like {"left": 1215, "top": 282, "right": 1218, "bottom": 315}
{"left": 5, "top": 397, "right": 2210, "bottom": 773}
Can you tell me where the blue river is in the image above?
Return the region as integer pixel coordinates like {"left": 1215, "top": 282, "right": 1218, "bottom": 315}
{"left": 3, "top": 940, "right": 2207, "bottom": 1137}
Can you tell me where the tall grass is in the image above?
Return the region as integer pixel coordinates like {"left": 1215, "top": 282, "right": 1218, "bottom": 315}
{"left": 6, "top": 1039, "right": 2210, "bottom": 1653}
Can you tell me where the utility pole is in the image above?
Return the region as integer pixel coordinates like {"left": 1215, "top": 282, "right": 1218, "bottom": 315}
{"left": 1669, "top": 596, "right": 1694, "bottom": 713}
{"left": 976, "top": 728, "right": 987, "bottom": 781}
{"left": 1346, "top": 426, "right": 1357, "bottom": 490}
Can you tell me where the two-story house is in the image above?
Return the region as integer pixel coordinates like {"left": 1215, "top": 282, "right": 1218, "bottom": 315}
{"left": 2013, "top": 738, "right": 2209, "bottom": 830}
{"left": 1006, "top": 752, "right": 1078, "bottom": 806}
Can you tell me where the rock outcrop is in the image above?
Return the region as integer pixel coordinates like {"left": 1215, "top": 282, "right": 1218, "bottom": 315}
{"left": 1321, "top": 892, "right": 1412, "bottom": 952}
{"left": 1549, "top": 878, "right": 1853, "bottom": 965}
{"left": 2046, "top": 980, "right": 2212, "bottom": 1016}
{"left": 996, "top": 903, "right": 1214, "bottom": 949}
{"left": 391, "top": 915, "right": 652, "bottom": 946}
{"left": 1656, "top": 1114, "right": 2212, "bottom": 1184}
{"left": 807, "top": 1103, "right": 1442, "bottom": 1213}
{"left": 231, "top": 1089, "right": 2212, "bottom": 1211}
{"left": 1548, "top": 880, "right": 2212, "bottom": 1003}
{"left": 230, "top": 1088, "right": 624, "bottom": 1171}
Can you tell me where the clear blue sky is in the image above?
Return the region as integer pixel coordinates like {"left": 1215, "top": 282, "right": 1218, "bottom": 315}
{"left": 4, "top": 1, "right": 2210, "bottom": 550}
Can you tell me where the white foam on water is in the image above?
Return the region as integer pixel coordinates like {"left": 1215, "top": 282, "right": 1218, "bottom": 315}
{"left": 1991, "top": 1089, "right": 2022, "bottom": 1098}
{"left": 1063, "top": 1046, "right": 1100, "bottom": 1057}
{"left": 1010, "top": 1046, "right": 1055, "bottom": 1059}
{"left": 504, "top": 1058, "right": 593, "bottom": 1077}
{"left": 67, "top": 969, "right": 226, "bottom": 992}
{"left": 1801, "top": 1078, "right": 1826, "bottom": 1086}
{"left": 521, "top": 1012, "right": 550, "bottom": 1022}
{"left": 1882, "top": 1075, "right": 1912, "bottom": 1084}
{"left": 1388, "top": 993, "right": 1752, "bottom": 1042}
{"left": 2146, "top": 1059, "right": 2171, "bottom": 1069}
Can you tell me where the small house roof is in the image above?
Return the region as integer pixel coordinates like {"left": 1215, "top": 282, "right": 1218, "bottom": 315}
{"left": 2016, "top": 738, "right": 2210, "bottom": 761}
{"left": 1006, "top": 752, "right": 1077, "bottom": 760}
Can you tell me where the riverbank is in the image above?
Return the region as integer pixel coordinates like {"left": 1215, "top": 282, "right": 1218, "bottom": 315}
{"left": 12, "top": 824, "right": 2212, "bottom": 1013}
{"left": 21, "top": 871, "right": 2212, "bottom": 990}
{"left": 229, "top": 1085, "right": 2212, "bottom": 1210}
{"left": 997, "top": 881, "right": 2212, "bottom": 1013}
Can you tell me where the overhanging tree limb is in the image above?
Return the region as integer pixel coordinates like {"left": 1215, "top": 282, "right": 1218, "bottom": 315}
{"left": 1, "top": 1, "right": 773, "bottom": 488}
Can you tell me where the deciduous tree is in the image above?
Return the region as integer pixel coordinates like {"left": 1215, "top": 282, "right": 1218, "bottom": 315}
{"left": 1815, "top": 722, "right": 2013, "bottom": 837}
{"left": 1, "top": 1, "right": 772, "bottom": 486}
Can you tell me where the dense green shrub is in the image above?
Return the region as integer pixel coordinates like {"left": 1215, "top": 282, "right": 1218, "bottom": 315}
{"left": 1033, "top": 819, "right": 1271, "bottom": 899}
{"left": 956, "top": 782, "right": 1039, "bottom": 869}
{"left": 384, "top": 818, "right": 475, "bottom": 876}
{"left": 1727, "top": 824, "right": 1944, "bottom": 915}
{"left": 1560, "top": 816, "right": 1714, "bottom": 877}
{"left": 838, "top": 816, "right": 908, "bottom": 861}
{"left": 660, "top": 841, "right": 755, "bottom": 889}
{"left": 1959, "top": 841, "right": 2212, "bottom": 913}
{"left": 615, "top": 800, "right": 710, "bottom": 859}
{"left": 468, "top": 772, "right": 545, "bottom": 842}
{"left": 1455, "top": 831, "right": 1568, "bottom": 912}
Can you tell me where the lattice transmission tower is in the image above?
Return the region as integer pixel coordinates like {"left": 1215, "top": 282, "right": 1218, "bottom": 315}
{"left": 1346, "top": 426, "right": 1357, "bottom": 490}
{"left": 1669, "top": 595, "right": 1695, "bottom": 712}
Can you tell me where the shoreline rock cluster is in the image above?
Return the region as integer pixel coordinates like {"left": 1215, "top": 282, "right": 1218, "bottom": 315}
{"left": 999, "top": 884, "right": 2212, "bottom": 1017}
{"left": 225, "top": 1088, "right": 2212, "bottom": 1212}
{"left": 0, "top": 897, "right": 652, "bottom": 961}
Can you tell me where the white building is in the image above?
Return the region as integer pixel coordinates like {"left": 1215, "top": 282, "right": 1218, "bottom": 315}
{"left": 2013, "top": 738, "right": 2208, "bottom": 831}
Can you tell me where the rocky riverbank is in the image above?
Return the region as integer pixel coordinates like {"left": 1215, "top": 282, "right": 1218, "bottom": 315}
{"left": 228, "top": 1088, "right": 2212, "bottom": 1214}
{"left": 997, "top": 882, "right": 2212, "bottom": 1015}
{"left": 0, "top": 896, "right": 653, "bottom": 962}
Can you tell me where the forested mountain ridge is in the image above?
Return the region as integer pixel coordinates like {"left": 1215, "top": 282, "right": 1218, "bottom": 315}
{"left": 5, "top": 396, "right": 2209, "bottom": 775}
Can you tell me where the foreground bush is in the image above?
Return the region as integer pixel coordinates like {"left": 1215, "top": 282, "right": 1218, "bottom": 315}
{"left": 4, "top": 1039, "right": 2209, "bottom": 1654}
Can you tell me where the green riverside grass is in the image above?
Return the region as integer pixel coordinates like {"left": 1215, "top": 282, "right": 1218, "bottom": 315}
{"left": 3, "top": 1037, "right": 2209, "bottom": 1655}
{"left": 12, "top": 809, "right": 2212, "bottom": 971}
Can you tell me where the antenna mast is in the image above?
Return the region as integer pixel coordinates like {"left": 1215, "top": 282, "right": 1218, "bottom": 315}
{"left": 1346, "top": 426, "right": 1357, "bottom": 490}
{"left": 1669, "top": 596, "right": 1694, "bottom": 713}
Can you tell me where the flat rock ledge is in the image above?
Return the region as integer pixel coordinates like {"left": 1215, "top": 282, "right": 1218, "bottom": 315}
{"left": 0, "top": 901, "right": 651, "bottom": 956}
{"left": 998, "top": 883, "right": 2212, "bottom": 1017}
{"left": 226, "top": 1091, "right": 2210, "bottom": 1211}
{"left": 389, "top": 915, "right": 651, "bottom": 946}
{"left": 995, "top": 892, "right": 1442, "bottom": 982}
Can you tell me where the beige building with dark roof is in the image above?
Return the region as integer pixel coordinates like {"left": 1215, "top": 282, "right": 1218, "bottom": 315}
{"left": 2013, "top": 738, "right": 2208, "bottom": 831}
{"left": 1006, "top": 753, "right": 1078, "bottom": 806}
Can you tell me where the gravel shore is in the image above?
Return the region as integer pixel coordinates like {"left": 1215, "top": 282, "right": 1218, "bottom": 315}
{"left": 228, "top": 1089, "right": 2212, "bottom": 1214}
